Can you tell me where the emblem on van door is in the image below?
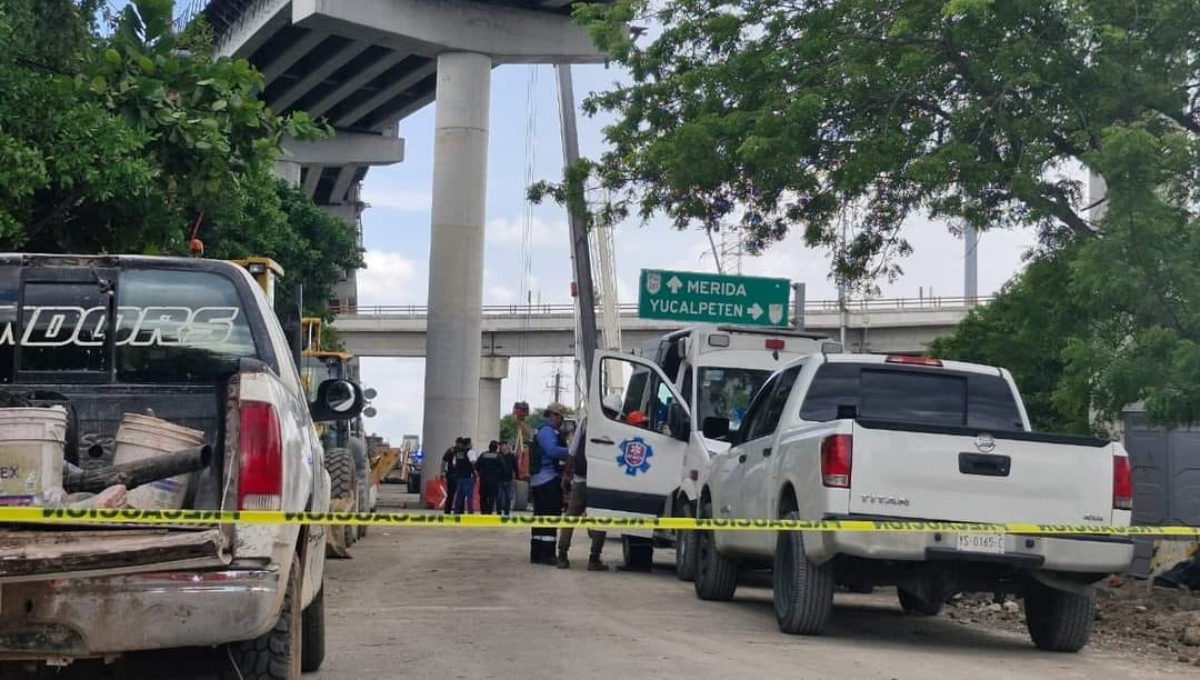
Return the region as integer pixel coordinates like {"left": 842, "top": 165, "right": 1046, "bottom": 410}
{"left": 617, "top": 437, "right": 654, "bottom": 477}
{"left": 861, "top": 494, "right": 910, "bottom": 506}
{"left": 975, "top": 434, "right": 996, "bottom": 453}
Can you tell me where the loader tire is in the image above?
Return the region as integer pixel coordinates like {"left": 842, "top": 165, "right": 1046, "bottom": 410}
{"left": 326, "top": 448, "right": 356, "bottom": 551}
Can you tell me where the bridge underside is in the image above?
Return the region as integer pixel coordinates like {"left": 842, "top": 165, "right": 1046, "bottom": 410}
{"left": 200, "top": 0, "right": 610, "bottom": 206}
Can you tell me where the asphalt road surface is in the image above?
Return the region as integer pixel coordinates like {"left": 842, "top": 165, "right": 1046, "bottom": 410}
{"left": 315, "top": 489, "right": 1183, "bottom": 680}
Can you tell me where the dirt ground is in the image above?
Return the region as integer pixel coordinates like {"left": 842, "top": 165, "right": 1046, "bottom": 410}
{"left": 309, "top": 487, "right": 1189, "bottom": 679}
{"left": 950, "top": 578, "right": 1200, "bottom": 668}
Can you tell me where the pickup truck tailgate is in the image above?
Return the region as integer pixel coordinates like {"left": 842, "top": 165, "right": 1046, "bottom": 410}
{"left": 0, "top": 528, "right": 230, "bottom": 583}
{"left": 848, "top": 421, "right": 1115, "bottom": 526}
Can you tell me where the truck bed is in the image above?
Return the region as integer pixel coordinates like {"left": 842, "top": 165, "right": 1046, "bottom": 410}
{"left": 0, "top": 527, "right": 230, "bottom": 582}
{"left": 10, "top": 382, "right": 228, "bottom": 511}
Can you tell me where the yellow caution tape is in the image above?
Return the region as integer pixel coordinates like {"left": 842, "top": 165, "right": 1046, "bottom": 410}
{"left": 0, "top": 507, "right": 1197, "bottom": 537}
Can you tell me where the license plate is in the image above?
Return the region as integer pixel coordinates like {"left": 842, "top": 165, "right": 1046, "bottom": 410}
{"left": 956, "top": 532, "right": 1005, "bottom": 554}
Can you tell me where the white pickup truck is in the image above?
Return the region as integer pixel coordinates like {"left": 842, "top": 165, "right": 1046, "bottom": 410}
{"left": 0, "top": 254, "right": 363, "bottom": 678}
{"left": 695, "top": 353, "right": 1134, "bottom": 652}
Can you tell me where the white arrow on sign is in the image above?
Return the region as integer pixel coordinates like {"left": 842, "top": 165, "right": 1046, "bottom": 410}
{"left": 667, "top": 276, "right": 684, "bottom": 294}
{"left": 748, "top": 303, "right": 764, "bottom": 320}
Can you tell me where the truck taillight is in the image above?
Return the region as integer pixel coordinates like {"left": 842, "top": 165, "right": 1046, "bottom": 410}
{"left": 1113, "top": 455, "right": 1133, "bottom": 511}
{"left": 820, "top": 435, "right": 852, "bottom": 488}
{"left": 765, "top": 338, "right": 785, "bottom": 351}
{"left": 239, "top": 401, "right": 283, "bottom": 511}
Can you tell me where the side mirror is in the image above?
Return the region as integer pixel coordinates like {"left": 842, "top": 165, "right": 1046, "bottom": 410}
{"left": 668, "top": 401, "right": 690, "bottom": 442}
{"left": 726, "top": 422, "right": 746, "bottom": 446}
{"left": 702, "top": 416, "right": 731, "bottom": 440}
{"left": 310, "top": 379, "right": 365, "bottom": 422}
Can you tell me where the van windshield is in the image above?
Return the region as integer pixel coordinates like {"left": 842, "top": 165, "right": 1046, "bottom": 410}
{"left": 696, "top": 367, "right": 772, "bottom": 432}
{"left": 0, "top": 267, "right": 259, "bottom": 384}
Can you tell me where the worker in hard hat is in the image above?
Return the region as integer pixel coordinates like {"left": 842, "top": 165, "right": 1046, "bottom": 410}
{"left": 557, "top": 393, "right": 625, "bottom": 571}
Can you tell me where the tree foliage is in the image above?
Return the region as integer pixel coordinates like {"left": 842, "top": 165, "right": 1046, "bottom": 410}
{"left": 557, "top": 0, "right": 1199, "bottom": 287}
{"left": 0, "top": 0, "right": 359, "bottom": 317}
{"left": 558, "top": 0, "right": 1200, "bottom": 427}
{"left": 928, "top": 251, "right": 1092, "bottom": 434}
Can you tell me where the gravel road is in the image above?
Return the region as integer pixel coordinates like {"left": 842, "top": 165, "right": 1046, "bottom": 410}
{"left": 314, "top": 489, "right": 1185, "bottom": 680}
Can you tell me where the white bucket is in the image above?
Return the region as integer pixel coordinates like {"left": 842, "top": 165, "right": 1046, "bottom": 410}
{"left": 114, "top": 413, "right": 206, "bottom": 510}
{"left": 0, "top": 406, "right": 68, "bottom": 507}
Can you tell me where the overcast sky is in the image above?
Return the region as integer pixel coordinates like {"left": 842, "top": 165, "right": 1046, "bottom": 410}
{"left": 353, "top": 62, "right": 1044, "bottom": 446}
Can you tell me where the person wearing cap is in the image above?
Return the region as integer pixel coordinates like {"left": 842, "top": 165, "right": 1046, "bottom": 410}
{"left": 529, "top": 402, "right": 571, "bottom": 565}
{"left": 556, "top": 393, "right": 623, "bottom": 570}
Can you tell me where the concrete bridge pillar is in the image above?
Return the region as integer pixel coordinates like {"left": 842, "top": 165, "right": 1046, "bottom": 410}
{"left": 477, "top": 356, "right": 510, "bottom": 448}
{"left": 420, "top": 51, "right": 493, "bottom": 489}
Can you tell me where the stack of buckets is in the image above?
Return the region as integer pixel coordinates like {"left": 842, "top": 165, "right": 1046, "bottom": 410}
{"left": 114, "top": 414, "right": 206, "bottom": 510}
{"left": 0, "top": 406, "right": 69, "bottom": 507}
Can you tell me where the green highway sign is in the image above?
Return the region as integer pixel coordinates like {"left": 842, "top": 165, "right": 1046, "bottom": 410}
{"left": 638, "top": 269, "right": 791, "bottom": 327}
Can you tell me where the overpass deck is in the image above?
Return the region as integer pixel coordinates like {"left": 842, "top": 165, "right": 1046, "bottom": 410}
{"left": 331, "top": 296, "right": 988, "bottom": 358}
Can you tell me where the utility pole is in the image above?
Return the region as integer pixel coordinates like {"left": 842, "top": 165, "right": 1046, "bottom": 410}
{"left": 556, "top": 63, "right": 599, "bottom": 400}
{"left": 964, "top": 226, "right": 978, "bottom": 305}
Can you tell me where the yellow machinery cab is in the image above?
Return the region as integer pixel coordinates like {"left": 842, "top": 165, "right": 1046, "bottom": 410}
{"left": 229, "top": 257, "right": 286, "bottom": 304}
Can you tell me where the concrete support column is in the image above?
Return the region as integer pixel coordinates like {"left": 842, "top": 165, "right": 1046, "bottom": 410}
{"left": 274, "top": 160, "right": 302, "bottom": 186}
{"left": 420, "top": 52, "right": 492, "bottom": 495}
{"left": 477, "top": 356, "right": 510, "bottom": 447}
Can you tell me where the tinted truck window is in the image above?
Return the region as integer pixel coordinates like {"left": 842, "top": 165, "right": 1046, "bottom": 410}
{"left": 799, "top": 363, "right": 1025, "bottom": 430}
{"left": 0, "top": 268, "right": 258, "bottom": 383}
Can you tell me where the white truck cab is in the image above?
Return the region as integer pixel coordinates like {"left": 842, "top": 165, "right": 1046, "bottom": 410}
{"left": 584, "top": 325, "right": 839, "bottom": 575}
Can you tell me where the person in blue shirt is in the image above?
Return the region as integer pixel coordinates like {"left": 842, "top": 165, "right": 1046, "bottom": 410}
{"left": 529, "top": 402, "right": 570, "bottom": 565}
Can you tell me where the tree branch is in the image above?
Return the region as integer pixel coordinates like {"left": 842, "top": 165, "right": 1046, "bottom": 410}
{"left": 29, "top": 188, "right": 82, "bottom": 235}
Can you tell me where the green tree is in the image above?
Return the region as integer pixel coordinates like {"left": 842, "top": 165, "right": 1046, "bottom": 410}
{"left": 552, "top": 0, "right": 1199, "bottom": 287}
{"left": 927, "top": 251, "right": 1092, "bottom": 434}
{"left": 0, "top": 0, "right": 359, "bottom": 319}
{"left": 555, "top": 1, "right": 1200, "bottom": 427}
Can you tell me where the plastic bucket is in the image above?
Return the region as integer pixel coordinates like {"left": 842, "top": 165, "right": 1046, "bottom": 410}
{"left": 0, "top": 407, "right": 68, "bottom": 507}
{"left": 114, "top": 413, "right": 206, "bottom": 510}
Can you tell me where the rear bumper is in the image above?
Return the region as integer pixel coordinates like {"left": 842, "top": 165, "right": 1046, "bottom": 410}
{"left": 0, "top": 565, "right": 283, "bottom": 660}
{"left": 806, "top": 517, "right": 1134, "bottom": 574}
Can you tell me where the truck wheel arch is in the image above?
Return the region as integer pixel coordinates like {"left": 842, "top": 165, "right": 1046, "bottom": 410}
{"left": 778, "top": 483, "right": 798, "bottom": 517}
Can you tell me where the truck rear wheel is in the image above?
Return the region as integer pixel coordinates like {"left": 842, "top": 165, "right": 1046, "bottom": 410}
{"left": 221, "top": 553, "right": 302, "bottom": 679}
{"left": 622, "top": 536, "right": 654, "bottom": 571}
{"left": 300, "top": 585, "right": 326, "bottom": 672}
{"left": 675, "top": 500, "right": 697, "bottom": 582}
{"left": 1024, "top": 581, "right": 1095, "bottom": 652}
{"left": 898, "top": 588, "right": 943, "bottom": 616}
{"left": 773, "top": 510, "right": 834, "bottom": 635}
{"left": 694, "top": 500, "right": 738, "bottom": 601}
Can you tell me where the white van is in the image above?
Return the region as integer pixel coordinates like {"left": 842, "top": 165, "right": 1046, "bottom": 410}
{"left": 584, "top": 325, "right": 840, "bottom": 576}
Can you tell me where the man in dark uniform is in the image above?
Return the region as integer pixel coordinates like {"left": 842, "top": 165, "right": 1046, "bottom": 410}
{"left": 440, "top": 437, "right": 463, "bottom": 514}
{"left": 529, "top": 403, "right": 570, "bottom": 565}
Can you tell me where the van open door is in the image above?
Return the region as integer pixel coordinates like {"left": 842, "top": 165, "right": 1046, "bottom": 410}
{"left": 585, "top": 351, "right": 691, "bottom": 532}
